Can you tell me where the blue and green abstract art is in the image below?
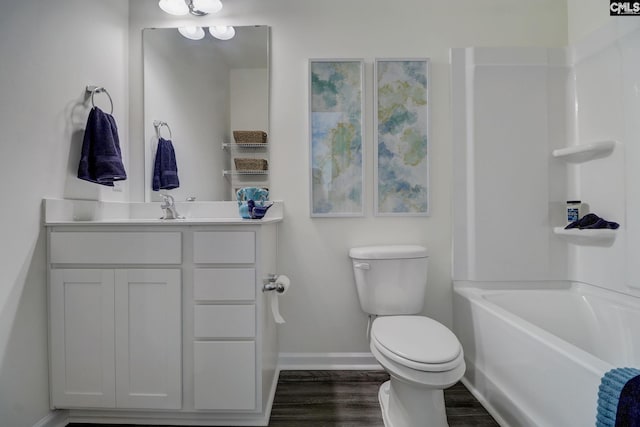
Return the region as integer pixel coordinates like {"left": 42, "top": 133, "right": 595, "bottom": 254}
{"left": 309, "top": 59, "right": 364, "bottom": 216}
{"left": 375, "top": 59, "right": 429, "bottom": 215}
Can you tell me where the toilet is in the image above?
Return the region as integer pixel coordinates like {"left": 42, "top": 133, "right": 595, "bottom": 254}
{"left": 349, "top": 245, "right": 465, "bottom": 427}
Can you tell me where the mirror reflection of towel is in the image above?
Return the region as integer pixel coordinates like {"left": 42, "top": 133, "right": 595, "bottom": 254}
{"left": 77, "top": 107, "right": 127, "bottom": 186}
{"left": 152, "top": 138, "right": 180, "bottom": 191}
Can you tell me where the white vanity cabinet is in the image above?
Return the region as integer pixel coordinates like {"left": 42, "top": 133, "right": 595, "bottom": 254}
{"left": 45, "top": 214, "right": 280, "bottom": 425}
{"left": 192, "top": 231, "right": 258, "bottom": 410}
{"left": 48, "top": 231, "right": 182, "bottom": 410}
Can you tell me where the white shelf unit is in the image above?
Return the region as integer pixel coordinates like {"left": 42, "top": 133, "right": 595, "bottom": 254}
{"left": 552, "top": 140, "right": 615, "bottom": 163}
{"left": 223, "top": 170, "right": 269, "bottom": 177}
{"left": 552, "top": 140, "right": 618, "bottom": 245}
{"left": 222, "top": 142, "right": 270, "bottom": 200}
{"left": 553, "top": 227, "right": 617, "bottom": 246}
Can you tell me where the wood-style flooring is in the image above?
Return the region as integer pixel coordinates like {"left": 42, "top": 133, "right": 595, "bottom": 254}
{"left": 269, "top": 371, "right": 499, "bottom": 426}
{"left": 69, "top": 370, "right": 499, "bottom": 427}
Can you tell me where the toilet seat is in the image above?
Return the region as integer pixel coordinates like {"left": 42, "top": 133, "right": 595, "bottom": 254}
{"left": 371, "top": 316, "right": 463, "bottom": 372}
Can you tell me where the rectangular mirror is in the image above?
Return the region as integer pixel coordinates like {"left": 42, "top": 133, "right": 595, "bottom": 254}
{"left": 143, "top": 25, "right": 270, "bottom": 201}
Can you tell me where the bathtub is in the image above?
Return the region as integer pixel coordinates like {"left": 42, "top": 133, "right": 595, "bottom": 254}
{"left": 453, "top": 280, "right": 640, "bottom": 427}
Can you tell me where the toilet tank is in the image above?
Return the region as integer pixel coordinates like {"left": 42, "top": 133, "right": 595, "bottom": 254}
{"left": 349, "top": 245, "right": 428, "bottom": 316}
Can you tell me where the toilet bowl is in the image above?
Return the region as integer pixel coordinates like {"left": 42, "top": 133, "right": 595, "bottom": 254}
{"left": 349, "top": 245, "right": 466, "bottom": 427}
{"left": 370, "top": 316, "right": 465, "bottom": 427}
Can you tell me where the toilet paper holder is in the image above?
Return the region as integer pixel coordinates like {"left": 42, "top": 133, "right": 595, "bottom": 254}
{"left": 262, "top": 274, "right": 286, "bottom": 293}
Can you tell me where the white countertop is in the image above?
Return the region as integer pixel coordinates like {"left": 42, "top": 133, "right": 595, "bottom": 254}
{"left": 45, "top": 217, "right": 282, "bottom": 226}
{"left": 43, "top": 198, "right": 284, "bottom": 226}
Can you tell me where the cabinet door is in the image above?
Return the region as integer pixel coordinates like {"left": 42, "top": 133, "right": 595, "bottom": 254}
{"left": 193, "top": 341, "right": 256, "bottom": 410}
{"left": 114, "top": 269, "right": 182, "bottom": 409}
{"left": 50, "top": 269, "right": 116, "bottom": 408}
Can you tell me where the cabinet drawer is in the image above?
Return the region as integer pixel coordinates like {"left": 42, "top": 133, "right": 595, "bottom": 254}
{"left": 194, "top": 305, "right": 255, "bottom": 338}
{"left": 50, "top": 232, "right": 181, "bottom": 264}
{"left": 193, "top": 341, "right": 256, "bottom": 410}
{"left": 194, "top": 268, "right": 255, "bottom": 301}
{"left": 193, "top": 231, "right": 255, "bottom": 264}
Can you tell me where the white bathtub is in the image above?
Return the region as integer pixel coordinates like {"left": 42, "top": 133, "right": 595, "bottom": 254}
{"left": 453, "top": 280, "right": 640, "bottom": 427}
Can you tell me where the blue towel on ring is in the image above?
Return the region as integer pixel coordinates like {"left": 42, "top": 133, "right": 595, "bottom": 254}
{"left": 152, "top": 137, "right": 180, "bottom": 191}
{"left": 597, "top": 367, "right": 640, "bottom": 427}
{"left": 77, "top": 107, "right": 127, "bottom": 186}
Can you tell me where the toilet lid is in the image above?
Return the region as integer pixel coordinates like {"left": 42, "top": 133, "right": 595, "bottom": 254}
{"left": 371, "top": 316, "right": 461, "bottom": 365}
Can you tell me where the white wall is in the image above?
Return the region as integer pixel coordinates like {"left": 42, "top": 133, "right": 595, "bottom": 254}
{"left": 0, "top": 2, "right": 129, "bottom": 426}
{"left": 130, "top": 0, "right": 567, "bottom": 357}
{"left": 567, "top": 0, "right": 615, "bottom": 44}
{"left": 451, "top": 47, "right": 571, "bottom": 282}
{"left": 230, "top": 68, "right": 269, "bottom": 132}
{"left": 569, "top": 21, "right": 640, "bottom": 294}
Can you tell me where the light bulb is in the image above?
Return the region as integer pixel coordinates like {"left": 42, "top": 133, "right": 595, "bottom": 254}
{"left": 159, "top": 0, "right": 189, "bottom": 15}
{"left": 178, "top": 26, "right": 205, "bottom": 40}
{"left": 192, "top": 0, "right": 222, "bottom": 14}
{"left": 209, "top": 26, "right": 236, "bottom": 40}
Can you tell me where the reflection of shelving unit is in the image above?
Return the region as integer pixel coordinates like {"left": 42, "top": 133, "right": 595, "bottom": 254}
{"left": 223, "top": 170, "right": 269, "bottom": 176}
{"left": 552, "top": 140, "right": 618, "bottom": 245}
{"left": 222, "top": 143, "right": 269, "bottom": 151}
{"left": 222, "top": 142, "right": 270, "bottom": 199}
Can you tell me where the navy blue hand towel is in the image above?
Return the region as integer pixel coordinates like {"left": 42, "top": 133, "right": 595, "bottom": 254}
{"left": 152, "top": 137, "right": 180, "bottom": 191}
{"left": 565, "top": 213, "right": 619, "bottom": 230}
{"left": 597, "top": 367, "right": 640, "bottom": 427}
{"left": 77, "top": 107, "right": 127, "bottom": 186}
{"left": 616, "top": 374, "right": 640, "bottom": 426}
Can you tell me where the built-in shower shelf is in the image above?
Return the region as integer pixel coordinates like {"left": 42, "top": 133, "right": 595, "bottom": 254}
{"left": 552, "top": 140, "right": 615, "bottom": 163}
{"left": 553, "top": 227, "right": 617, "bottom": 245}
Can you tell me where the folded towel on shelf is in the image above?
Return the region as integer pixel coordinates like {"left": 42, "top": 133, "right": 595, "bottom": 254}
{"left": 565, "top": 213, "right": 620, "bottom": 230}
{"left": 597, "top": 367, "right": 640, "bottom": 427}
{"left": 77, "top": 107, "right": 127, "bottom": 186}
{"left": 152, "top": 137, "right": 180, "bottom": 191}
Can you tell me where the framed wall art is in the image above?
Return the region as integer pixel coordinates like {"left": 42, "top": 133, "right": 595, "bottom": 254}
{"left": 309, "top": 59, "right": 364, "bottom": 217}
{"left": 374, "top": 58, "right": 430, "bottom": 216}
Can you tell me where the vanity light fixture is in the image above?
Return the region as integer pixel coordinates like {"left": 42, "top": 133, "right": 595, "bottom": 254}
{"left": 158, "top": 0, "right": 222, "bottom": 16}
{"left": 209, "top": 25, "right": 236, "bottom": 40}
{"left": 191, "top": 0, "right": 222, "bottom": 14}
{"left": 178, "top": 26, "right": 206, "bottom": 40}
{"left": 158, "top": 0, "right": 188, "bottom": 15}
{"left": 177, "top": 25, "right": 236, "bottom": 41}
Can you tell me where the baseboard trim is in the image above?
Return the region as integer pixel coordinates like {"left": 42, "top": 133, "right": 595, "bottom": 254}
{"left": 33, "top": 410, "right": 68, "bottom": 427}
{"left": 278, "top": 352, "right": 383, "bottom": 370}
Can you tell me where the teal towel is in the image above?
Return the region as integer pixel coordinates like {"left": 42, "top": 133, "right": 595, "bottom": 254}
{"left": 597, "top": 367, "right": 640, "bottom": 427}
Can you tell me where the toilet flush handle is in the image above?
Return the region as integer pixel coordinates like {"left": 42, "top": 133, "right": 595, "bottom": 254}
{"left": 354, "top": 262, "right": 370, "bottom": 270}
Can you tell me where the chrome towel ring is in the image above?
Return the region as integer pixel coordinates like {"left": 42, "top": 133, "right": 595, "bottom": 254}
{"left": 86, "top": 85, "right": 113, "bottom": 114}
{"left": 153, "top": 120, "right": 173, "bottom": 140}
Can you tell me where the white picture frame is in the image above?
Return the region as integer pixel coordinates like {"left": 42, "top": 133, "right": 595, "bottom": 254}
{"left": 374, "top": 58, "right": 430, "bottom": 216}
{"left": 309, "top": 59, "right": 365, "bottom": 217}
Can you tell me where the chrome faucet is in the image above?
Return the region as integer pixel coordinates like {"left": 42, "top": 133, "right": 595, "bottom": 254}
{"left": 160, "top": 194, "right": 182, "bottom": 219}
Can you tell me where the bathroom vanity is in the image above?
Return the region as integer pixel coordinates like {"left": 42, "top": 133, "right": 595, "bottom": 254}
{"left": 44, "top": 199, "right": 282, "bottom": 425}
